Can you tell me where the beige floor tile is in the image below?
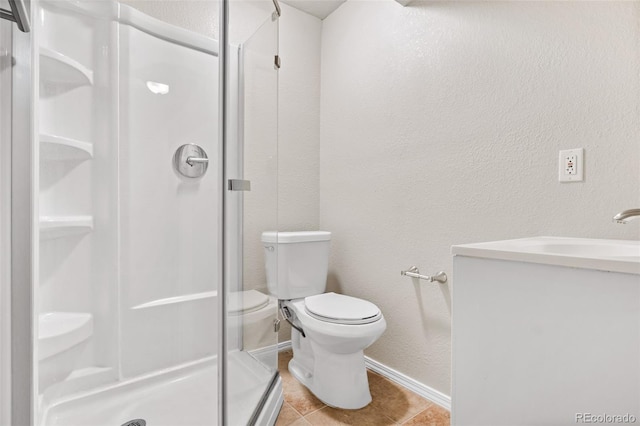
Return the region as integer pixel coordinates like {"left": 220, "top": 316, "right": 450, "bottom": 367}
{"left": 277, "top": 350, "right": 446, "bottom": 425}
{"left": 304, "top": 405, "right": 398, "bottom": 426}
{"left": 279, "top": 350, "right": 293, "bottom": 370}
{"left": 402, "top": 404, "right": 450, "bottom": 426}
{"left": 367, "top": 371, "right": 432, "bottom": 423}
{"left": 278, "top": 350, "right": 326, "bottom": 416}
{"left": 289, "top": 418, "right": 312, "bottom": 426}
{"left": 282, "top": 375, "right": 326, "bottom": 416}
{"left": 276, "top": 403, "right": 303, "bottom": 426}
{"left": 278, "top": 351, "right": 295, "bottom": 386}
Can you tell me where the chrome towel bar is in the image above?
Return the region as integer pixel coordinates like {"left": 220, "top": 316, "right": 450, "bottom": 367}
{"left": 401, "top": 266, "right": 447, "bottom": 284}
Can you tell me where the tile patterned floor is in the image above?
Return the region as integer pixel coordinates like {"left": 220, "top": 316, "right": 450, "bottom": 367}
{"left": 275, "top": 350, "right": 450, "bottom": 426}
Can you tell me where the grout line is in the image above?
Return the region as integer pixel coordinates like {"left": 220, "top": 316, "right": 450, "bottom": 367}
{"left": 279, "top": 347, "right": 446, "bottom": 425}
{"left": 280, "top": 341, "right": 451, "bottom": 411}
{"left": 368, "top": 369, "right": 438, "bottom": 425}
{"left": 399, "top": 405, "right": 433, "bottom": 425}
{"left": 302, "top": 404, "right": 326, "bottom": 418}
{"left": 382, "top": 413, "right": 401, "bottom": 425}
{"left": 286, "top": 402, "right": 305, "bottom": 420}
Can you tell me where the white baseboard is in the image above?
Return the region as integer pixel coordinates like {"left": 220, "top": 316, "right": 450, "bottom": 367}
{"left": 277, "top": 340, "right": 451, "bottom": 411}
{"left": 364, "top": 355, "right": 451, "bottom": 411}
{"left": 249, "top": 340, "right": 296, "bottom": 358}
{"left": 276, "top": 340, "right": 293, "bottom": 352}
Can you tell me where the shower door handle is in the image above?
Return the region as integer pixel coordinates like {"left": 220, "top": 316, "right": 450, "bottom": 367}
{"left": 228, "top": 179, "right": 251, "bottom": 191}
{"left": 0, "top": 0, "right": 30, "bottom": 32}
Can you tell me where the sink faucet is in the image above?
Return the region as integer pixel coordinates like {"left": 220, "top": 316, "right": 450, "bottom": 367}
{"left": 613, "top": 209, "right": 640, "bottom": 224}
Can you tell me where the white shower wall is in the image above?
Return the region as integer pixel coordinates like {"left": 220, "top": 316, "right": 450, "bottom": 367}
{"left": 38, "top": 2, "right": 120, "bottom": 391}
{"left": 118, "top": 22, "right": 220, "bottom": 378}
{"left": 36, "top": 0, "right": 221, "bottom": 401}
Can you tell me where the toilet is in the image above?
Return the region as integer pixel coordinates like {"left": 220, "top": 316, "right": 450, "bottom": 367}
{"left": 228, "top": 289, "right": 278, "bottom": 351}
{"left": 261, "top": 231, "right": 386, "bottom": 409}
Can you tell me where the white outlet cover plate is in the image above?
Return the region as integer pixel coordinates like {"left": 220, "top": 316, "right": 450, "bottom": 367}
{"left": 559, "top": 148, "right": 584, "bottom": 182}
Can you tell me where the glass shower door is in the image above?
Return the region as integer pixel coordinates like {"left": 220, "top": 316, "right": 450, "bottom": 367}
{"left": 225, "top": 3, "right": 280, "bottom": 424}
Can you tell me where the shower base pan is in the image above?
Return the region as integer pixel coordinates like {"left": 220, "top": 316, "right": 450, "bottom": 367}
{"left": 41, "top": 351, "right": 281, "bottom": 426}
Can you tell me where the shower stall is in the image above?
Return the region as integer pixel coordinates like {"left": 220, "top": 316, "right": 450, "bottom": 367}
{"left": 0, "top": 0, "right": 282, "bottom": 424}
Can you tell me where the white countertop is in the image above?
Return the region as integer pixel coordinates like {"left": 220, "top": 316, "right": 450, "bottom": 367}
{"left": 452, "top": 236, "right": 640, "bottom": 275}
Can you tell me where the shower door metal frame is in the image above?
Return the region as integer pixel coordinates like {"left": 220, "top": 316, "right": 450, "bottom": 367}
{"left": 0, "top": 19, "right": 13, "bottom": 426}
{"left": 5, "top": 13, "right": 36, "bottom": 426}
{"left": 218, "top": 0, "right": 229, "bottom": 423}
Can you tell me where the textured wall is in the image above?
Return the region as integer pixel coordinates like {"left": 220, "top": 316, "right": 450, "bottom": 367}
{"left": 278, "top": 4, "right": 322, "bottom": 233}
{"left": 276, "top": 4, "right": 322, "bottom": 341}
{"left": 320, "top": 0, "right": 640, "bottom": 395}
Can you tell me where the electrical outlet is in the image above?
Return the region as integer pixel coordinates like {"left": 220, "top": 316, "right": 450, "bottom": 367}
{"left": 559, "top": 148, "right": 584, "bottom": 182}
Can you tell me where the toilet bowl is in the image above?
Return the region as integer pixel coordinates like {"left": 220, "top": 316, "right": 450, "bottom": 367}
{"left": 284, "top": 294, "right": 386, "bottom": 409}
{"left": 228, "top": 290, "right": 277, "bottom": 351}
{"left": 261, "top": 231, "right": 386, "bottom": 409}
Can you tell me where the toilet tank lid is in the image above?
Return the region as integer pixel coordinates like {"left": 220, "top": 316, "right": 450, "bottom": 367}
{"left": 261, "top": 231, "right": 331, "bottom": 244}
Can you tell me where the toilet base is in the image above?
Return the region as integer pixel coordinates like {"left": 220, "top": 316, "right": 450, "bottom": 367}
{"left": 289, "top": 330, "right": 373, "bottom": 410}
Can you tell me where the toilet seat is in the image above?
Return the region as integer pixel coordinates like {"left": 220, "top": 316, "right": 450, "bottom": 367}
{"left": 229, "top": 290, "right": 270, "bottom": 315}
{"left": 304, "top": 292, "right": 382, "bottom": 325}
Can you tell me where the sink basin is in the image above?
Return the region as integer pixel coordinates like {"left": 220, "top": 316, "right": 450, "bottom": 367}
{"left": 522, "top": 239, "right": 639, "bottom": 258}
{"left": 452, "top": 237, "right": 640, "bottom": 274}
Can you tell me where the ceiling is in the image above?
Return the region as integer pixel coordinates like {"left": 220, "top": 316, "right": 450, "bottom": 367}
{"left": 280, "top": 0, "right": 347, "bottom": 19}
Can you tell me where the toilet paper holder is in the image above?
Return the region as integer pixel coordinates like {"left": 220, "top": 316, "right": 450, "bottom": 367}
{"left": 401, "top": 266, "right": 447, "bottom": 284}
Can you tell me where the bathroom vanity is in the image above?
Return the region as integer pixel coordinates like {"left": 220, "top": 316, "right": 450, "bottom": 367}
{"left": 452, "top": 237, "right": 640, "bottom": 426}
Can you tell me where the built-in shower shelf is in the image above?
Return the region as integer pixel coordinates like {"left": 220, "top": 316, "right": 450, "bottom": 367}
{"left": 131, "top": 290, "right": 218, "bottom": 310}
{"left": 40, "top": 215, "right": 94, "bottom": 240}
{"left": 40, "top": 133, "right": 93, "bottom": 161}
{"left": 40, "top": 47, "right": 94, "bottom": 87}
{"left": 38, "top": 312, "right": 93, "bottom": 361}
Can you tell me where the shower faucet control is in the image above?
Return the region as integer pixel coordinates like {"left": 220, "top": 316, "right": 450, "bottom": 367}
{"left": 173, "top": 144, "right": 209, "bottom": 178}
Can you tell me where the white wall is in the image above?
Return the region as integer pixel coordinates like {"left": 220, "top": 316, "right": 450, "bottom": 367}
{"left": 278, "top": 3, "right": 321, "bottom": 233}
{"left": 320, "top": 0, "right": 640, "bottom": 395}
{"left": 238, "top": 2, "right": 321, "bottom": 341}
{"left": 276, "top": 4, "right": 322, "bottom": 340}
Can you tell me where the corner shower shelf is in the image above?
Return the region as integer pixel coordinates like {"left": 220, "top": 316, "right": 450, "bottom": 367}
{"left": 131, "top": 290, "right": 218, "bottom": 310}
{"left": 40, "top": 215, "right": 94, "bottom": 240}
{"left": 40, "top": 47, "right": 94, "bottom": 87}
{"left": 40, "top": 133, "right": 93, "bottom": 161}
{"left": 38, "top": 312, "right": 93, "bottom": 361}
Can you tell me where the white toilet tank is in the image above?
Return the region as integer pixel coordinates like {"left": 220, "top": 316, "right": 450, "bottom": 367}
{"left": 261, "top": 231, "right": 331, "bottom": 300}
